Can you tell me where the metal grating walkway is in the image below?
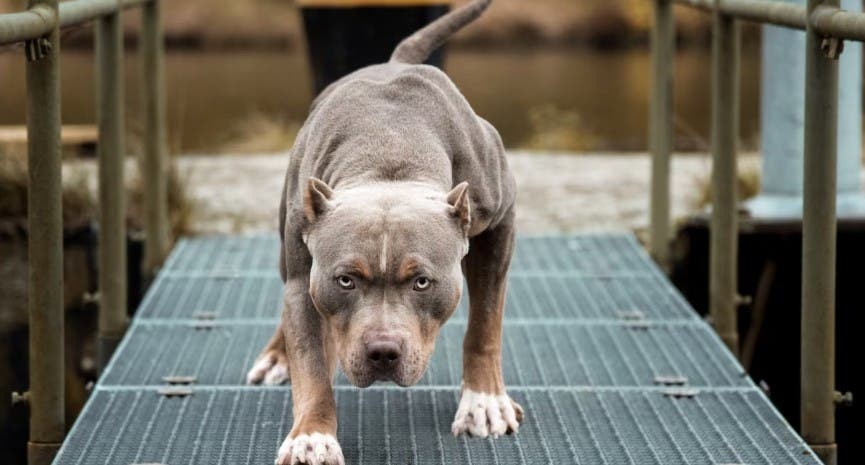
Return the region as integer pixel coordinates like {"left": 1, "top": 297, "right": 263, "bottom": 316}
{"left": 53, "top": 233, "right": 821, "bottom": 465}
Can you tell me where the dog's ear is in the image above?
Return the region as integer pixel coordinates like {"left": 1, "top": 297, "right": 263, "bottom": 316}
{"left": 446, "top": 181, "right": 471, "bottom": 234}
{"left": 304, "top": 177, "right": 334, "bottom": 223}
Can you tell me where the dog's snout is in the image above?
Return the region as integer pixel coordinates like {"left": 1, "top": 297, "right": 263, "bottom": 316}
{"left": 366, "top": 340, "right": 402, "bottom": 367}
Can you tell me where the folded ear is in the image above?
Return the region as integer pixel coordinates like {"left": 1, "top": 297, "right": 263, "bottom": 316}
{"left": 304, "top": 177, "right": 334, "bottom": 223}
{"left": 446, "top": 181, "right": 471, "bottom": 234}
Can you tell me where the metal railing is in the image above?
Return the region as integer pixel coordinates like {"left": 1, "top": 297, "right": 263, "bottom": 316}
{"left": 649, "top": 1, "right": 857, "bottom": 463}
{"left": 1, "top": 1, "right": 169, "bottom": 464}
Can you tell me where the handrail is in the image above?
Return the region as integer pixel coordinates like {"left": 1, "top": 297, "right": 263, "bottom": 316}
{"left": 59, "top": 0, "right": 151, "bottom": 28}
{"left": 0, "top": 0, "right": 152, "bottom": 45}
{"left": 674, "top": 0, "right": 806, "bottom": 29}
{"left": 651, "top": 0, "right": 847, "bottom": 464}
{"left": 675, "top": 0, "right": 865, "bottom": 41}
{"left": 1, "top": 1, "right": 168, "bottom": 464}
{"left": 812, "top": 4, "right": 865, "bottom": 41}
{"left": 0, "top": 5, "right": 56, "bottom": 44}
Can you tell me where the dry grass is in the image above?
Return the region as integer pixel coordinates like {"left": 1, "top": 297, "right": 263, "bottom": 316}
{"left": 0, "top": 155, "right": 95, "bottom": 230}
{"left": 520, "top": 105, "right": 601, "bottom": 152}
{"left": 0, "top": 150, "right": 195, "bottom": 237}
{"left": 219, "top": 113, "right": 300, "bottom": 154}
{"left": 126, "top": 162, "right": 198, "bottom": 237}
{"left": 691, "top": 159, "right": 762, "bottom": 210}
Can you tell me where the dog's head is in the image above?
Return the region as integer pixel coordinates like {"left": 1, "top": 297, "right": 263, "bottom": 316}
{"left": 302, "top": 178, "right": 470, "bottom": 387}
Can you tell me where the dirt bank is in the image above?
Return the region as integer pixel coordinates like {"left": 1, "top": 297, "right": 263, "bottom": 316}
{"left": 164, "top": 151, "right": 763, "bottom": 235}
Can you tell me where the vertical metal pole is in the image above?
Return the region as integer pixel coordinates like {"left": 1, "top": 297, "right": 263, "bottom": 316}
{"left": 709, "top": 5, "right": 740, "bottom": 357}
{"left": 142, "top": 0, "right": 169, "bottom": 276}
{"left": 25, "top": 0, "right": 63, "bottom": 464}
{"left": 649, "top": 0, "right": 673, "bottom": 268}
{"left": 96, "top": 2, "right": 128, "bottom": 371}
{"left": 802, "top": 1, "right": 839, "bottom": 463}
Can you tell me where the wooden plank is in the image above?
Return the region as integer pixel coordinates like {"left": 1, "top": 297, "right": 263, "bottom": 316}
{"left": 0, "top": 125, "right": 97, "bottom": 157}
{"left": 296, "top": 0, "right": 451, "bottom": 7}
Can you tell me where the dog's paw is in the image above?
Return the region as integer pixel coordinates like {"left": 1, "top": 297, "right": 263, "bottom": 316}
{"left": 246, "top": 350, "right": 289, "bottom": 385}
{"left": 451, "top": 388, "right": 524, "bottom": 438}
{"left": 275, "top": 433, "right": 344, "bottom": 465}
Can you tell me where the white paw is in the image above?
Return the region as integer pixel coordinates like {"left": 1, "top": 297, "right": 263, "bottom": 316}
{"left": 451, "top": 388, "right": 524, "bottom": 438}
{"left": 276, "top": 433, "right": 344, "bottom": 465}
{"left": 246, "top": 352, "right": 289, "bottom": 385}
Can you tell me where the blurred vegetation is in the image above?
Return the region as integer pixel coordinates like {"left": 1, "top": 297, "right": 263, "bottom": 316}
{"left": 219, "top": 113, "right": 301, "bottom": 154}
{"left": 0, "top": 0, "right": 712, "bottom": 49}
{"left": 691, "top": 159, "right": 762, "bottom": 210}
{"left": 0, "top": 152, "right": 195, "bottom": 237}
{"left": 521, "top": 105, "right": 601, "bottom": 152}
{"left": 207, "top": 106, "right": 604, "bottom": 154}
{"left": 0, "top": 155, "right": 94, "bottom": 230}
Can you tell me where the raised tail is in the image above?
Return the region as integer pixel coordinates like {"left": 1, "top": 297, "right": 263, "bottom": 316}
{"left": 389, "top": 0, "right": 492, "bottom": 65}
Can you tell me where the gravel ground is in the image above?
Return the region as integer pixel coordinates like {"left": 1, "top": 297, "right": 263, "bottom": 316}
{"left": 173, "top": 151, "right": 761, "bottom": 235}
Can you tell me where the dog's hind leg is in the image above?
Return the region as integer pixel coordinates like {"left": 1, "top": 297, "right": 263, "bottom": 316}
{"left": 246, "top": 323, "right": 290, "bottom": 385}
{"left": 453, "top": 207, "right": 524, "bottom": 438}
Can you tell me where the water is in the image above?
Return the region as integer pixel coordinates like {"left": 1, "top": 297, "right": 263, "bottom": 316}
{"left": 0, "top": 47, "right": 761, "bottom": 153}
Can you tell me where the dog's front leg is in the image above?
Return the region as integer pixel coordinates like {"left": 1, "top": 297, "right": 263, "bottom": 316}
{"left": 452, "top": 210, "right": 524, "bottom": 438}
{"left": 276, "top": 278, "right": 344, "bottom": 465}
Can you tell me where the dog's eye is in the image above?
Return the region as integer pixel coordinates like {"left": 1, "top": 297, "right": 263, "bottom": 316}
{"left": 413, "top": 276, "right": 431, "bottom": 291}
{"left": 336, "top": 275, "right": 355, "bottom": 290}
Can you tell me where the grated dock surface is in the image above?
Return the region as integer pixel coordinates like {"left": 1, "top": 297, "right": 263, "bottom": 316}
{"left": 53, "top": 234, "right": 820, "bottom": 465}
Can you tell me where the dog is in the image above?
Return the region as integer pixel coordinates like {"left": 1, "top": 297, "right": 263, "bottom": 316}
{"left": 246, "top": 1, "right": 521, "bottom": 463}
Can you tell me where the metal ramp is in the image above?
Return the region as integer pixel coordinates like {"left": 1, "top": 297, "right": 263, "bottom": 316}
{"left": 52, "top": 234, "right": 821, "bottom": 465}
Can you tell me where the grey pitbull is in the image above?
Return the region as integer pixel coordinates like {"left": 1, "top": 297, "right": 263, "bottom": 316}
{"left": 246, "top": 1, "right": 521, "bottom": 463}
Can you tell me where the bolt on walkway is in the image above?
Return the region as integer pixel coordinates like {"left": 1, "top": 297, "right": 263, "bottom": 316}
{"left": 53, "top": 233, "right": 820, "bottom": 465}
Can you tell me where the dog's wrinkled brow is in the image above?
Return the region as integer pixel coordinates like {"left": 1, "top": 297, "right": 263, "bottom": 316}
{"left": 397, "top": 256, "right": 432, "bottom": 282}
{"left": 335, "top": 258, "right": 373, "bottom": 281}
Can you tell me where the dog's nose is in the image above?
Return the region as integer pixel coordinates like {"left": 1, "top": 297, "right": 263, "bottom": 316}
{"left": 366, "top": 340, "right": 401, "bottom": 367}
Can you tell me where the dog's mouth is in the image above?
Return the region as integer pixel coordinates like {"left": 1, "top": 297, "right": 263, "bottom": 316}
{"left": 343, "top": 356, "right": 428, "bottom": 388}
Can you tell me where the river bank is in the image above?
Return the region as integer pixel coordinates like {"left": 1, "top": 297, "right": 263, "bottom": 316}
{"left": 149, "top": 151, "right": 763, "bottom": 235}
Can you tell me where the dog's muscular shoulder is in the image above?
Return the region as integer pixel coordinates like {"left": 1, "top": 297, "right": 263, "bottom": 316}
{"left": 278, "top": 63, "right": 516, "bottom": 277}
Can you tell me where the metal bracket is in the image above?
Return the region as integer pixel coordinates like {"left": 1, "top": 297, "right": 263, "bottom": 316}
{"left": 24, "top": 37, "right": 52, "bottom": 62}
{"left": 734, "top": 294, "right": 753, "bottom": 308}
{"left": 624, "top": 321, "right": 651, "bottom": 331}
{"left": 11, "top": 391, "right": 30, "bottom": 406}
{"left": 662, "top": 388, "right": 700, "bottom": 399}
{"left": 834, "top": 391, "right": 853, "bottom": 407}
{"left": 83, "top": 291, "right": 100, "bottom": 305}
{"left": 616, "top": 309, "right": 645, "bottom": 321}
{"left": 212, "top": 270, "right": 240, "bottom": 280}
{"left": 192, "top": 311, "right": 217, "bottom": 320}
{"left": 157, "top": 386, "right": 193, "bottom": 398}
{"left": 654, "top": 375, "right": 688, "bottom": 386}
{"left": 821, "top": 37, "right": 844, "bottom": 60}
{"left": 192, "top": 321, "right": 216, "bottom": 330}
{"left": 162, "top": 375, "right": 197, "bottom": 385}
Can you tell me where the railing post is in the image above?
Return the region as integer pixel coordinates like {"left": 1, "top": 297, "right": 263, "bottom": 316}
{"left": 709, "top": 3, "right": 740, "bottom": 357}
{"left": 141, "top": 0, "right": 169, "bottom": 276}
{"left": 95, "top": 0, "right": 128, "bottom": 371}
{"left": 25, "top": 0, "right": 63, "bottom": 464}
{"left": 649, "top": 0, "right": 674, "bottom": 268}
{"left": 802, "top": 1, "right": 839, "bottom": 464}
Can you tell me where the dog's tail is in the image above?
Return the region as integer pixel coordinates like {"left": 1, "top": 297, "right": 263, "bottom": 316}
{"left": 389, "top": 0, "right": 492, "bottom": 65}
